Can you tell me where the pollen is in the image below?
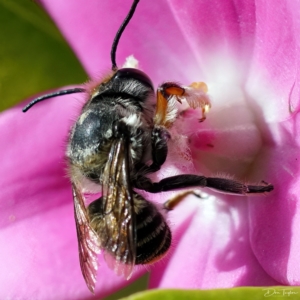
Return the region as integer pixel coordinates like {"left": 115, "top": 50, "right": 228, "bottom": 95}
{"left": 189, "top": 81, "right": 208, "bottom": 93}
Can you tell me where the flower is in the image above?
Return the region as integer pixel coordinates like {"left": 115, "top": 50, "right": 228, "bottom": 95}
{"left": 1, "top": 0, "right": 300, "bottom": 299}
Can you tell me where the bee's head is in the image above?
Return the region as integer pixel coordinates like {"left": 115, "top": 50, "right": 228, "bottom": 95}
{"left": 112, "top": 68, "right": 154, "bottom": 90}
{"left": 91, "top": 68, "right": 154, "bottom": 106}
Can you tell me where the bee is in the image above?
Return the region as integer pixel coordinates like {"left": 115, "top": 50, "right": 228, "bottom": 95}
{"left": 23, "top": 0, "right": 274, "bottom": 293}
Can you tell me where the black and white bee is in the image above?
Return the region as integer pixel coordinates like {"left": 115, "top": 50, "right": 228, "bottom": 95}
{"left": 23, "top": 0, "right": 274, "bottom": 293}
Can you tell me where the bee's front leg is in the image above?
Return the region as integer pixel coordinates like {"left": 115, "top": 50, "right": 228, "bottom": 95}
{"left": 154, "top": 81, "right": 211, "bottom": 126}
{"left": 154, "top": 82, "right": 185, "bottom": 128}
{"left": 136, "top": 126, "right": 170, "bottom": 175}
{"left": 148, "top": 126, "right": 171, "bottom": 173}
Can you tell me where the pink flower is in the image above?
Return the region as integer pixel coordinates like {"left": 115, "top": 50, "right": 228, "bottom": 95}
{"left": 1, "top": 0, "right": 300, "bottom": 299}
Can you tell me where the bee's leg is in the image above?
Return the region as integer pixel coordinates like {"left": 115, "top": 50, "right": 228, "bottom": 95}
{"left": 136, "top": 126, "right": 170, "bottom": 174}
{"left": 154, "top": 82, "right": 185, "bottom": 127}
{"left": 159, "top": 82, "right": 186, "bottom": 99}
{"left": 148, "top": 126, "right": 171, "bottom": 173}
{"left": 154, "top": 81, "right": 211, "bottom": 125}
{"left": 87, "top": 197, "right": 104, "bottom": 219}
{"left": 163, "top": 190, "right": 203, "bottom": 211}
{"left": 135, "top": 174, "right": 274, "bottom": 195}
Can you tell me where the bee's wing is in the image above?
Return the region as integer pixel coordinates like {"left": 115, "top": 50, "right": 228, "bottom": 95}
{"left": 72, "top": 183, "right": 101, "bottom": 293}
{"left": 101, "top": 137, "right": 136, "bottom": 279}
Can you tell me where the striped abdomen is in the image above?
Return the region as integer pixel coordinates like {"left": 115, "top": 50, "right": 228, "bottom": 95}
{"left": 87, "top": 193, "right": 171, "bottom": 266}
{"left": 134, "top": 193, "right": 171, "bottom": 265}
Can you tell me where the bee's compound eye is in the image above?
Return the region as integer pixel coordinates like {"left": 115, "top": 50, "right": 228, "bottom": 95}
{"left": 114, "top": 68, "right": 154, "bottom": 90}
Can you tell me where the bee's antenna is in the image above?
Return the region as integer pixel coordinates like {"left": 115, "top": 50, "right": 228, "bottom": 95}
{"left": 23, "top": 1, "right": 140, "bottom": 113}
{"left": 110, "top": 0, "right": 140, "bottom": 71}
{"left": 22, "top": 88, "right": 86, "bottom": 112}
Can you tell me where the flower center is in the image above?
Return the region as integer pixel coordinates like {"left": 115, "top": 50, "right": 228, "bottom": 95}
{"left": 180, "top": 82, "right": 264, "bottom": 180}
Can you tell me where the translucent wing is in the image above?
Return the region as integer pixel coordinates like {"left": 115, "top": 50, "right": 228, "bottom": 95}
{"left": 72, "top": 183, "right": 101, "bottom": 293}
{"left": 100, "top": 137, "right": 136, "bottom": 279}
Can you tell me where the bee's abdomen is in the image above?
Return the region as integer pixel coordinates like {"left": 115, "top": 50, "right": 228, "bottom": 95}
{"left": 134, "top": 195, "right": 171, "bottom": 265}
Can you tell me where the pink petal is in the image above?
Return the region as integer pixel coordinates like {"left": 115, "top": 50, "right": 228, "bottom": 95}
{"left": 149, "top": 194, "right": 280, "bottom": 288}
{"left": 244, "top": 1, "right": 300, "bottom": 285}
{"left": 40, "top": 0, "right": 197, "bottom": 83}
{"left": 0, "top": 95, "right": 143, "bottom": 299}
{"left": 155, "top": 0, "right": 300, "bottom": 287}
{"left": 248, "top": 1, "right": 300, "bottom": 121}
{"left": 249, "top": 117, "right": 300, "bottom": 285}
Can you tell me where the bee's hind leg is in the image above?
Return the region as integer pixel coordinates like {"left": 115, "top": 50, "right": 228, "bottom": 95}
{"left": 163, "top": 190, "right": 203, "bottom": 211}
{"left": 87, "top": 196, "right": 107, "bottom": 223}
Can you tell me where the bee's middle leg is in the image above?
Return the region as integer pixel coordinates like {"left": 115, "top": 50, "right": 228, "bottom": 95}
{"left": 135, "top": 174, "right": 274, "bottom": 195}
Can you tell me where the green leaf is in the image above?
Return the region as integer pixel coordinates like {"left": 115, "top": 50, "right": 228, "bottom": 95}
{"left": 121, "top": 287, "right": 300, "bottom": 300}
{"left": 0, "top": 0, "right": 87, "bottom": 111}
{"left": 104, "top": 274, "right": 148, "bottom": 300}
